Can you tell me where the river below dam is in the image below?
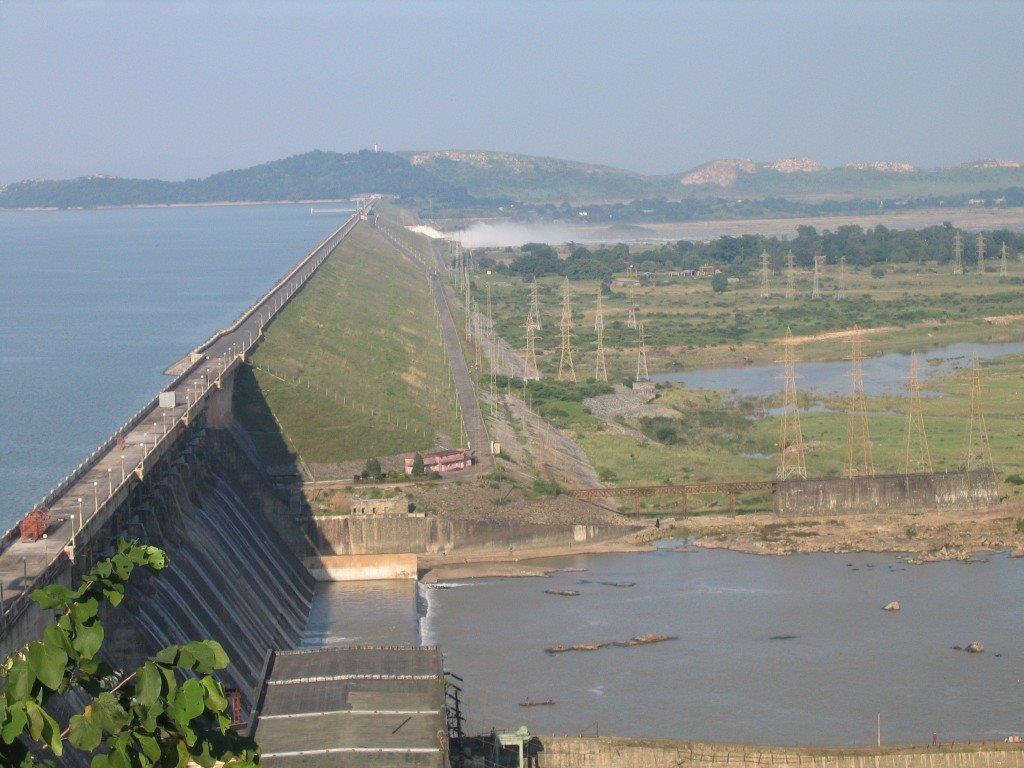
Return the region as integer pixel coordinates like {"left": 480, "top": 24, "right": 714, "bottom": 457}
{"left": 306, "top": 547, "right": 1024, "bottom": 747}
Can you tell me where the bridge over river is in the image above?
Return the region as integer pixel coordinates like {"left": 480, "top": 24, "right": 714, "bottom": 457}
{"left": 0, "top": 205, "right": 369, "bottom": 638}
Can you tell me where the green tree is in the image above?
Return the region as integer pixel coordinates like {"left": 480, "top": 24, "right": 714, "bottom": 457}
{"left": 362, "top": 457, "right": 382, "bottom": 479}
{"left": 711, "top": 273, "right": 728, "bottom": 293}
{"left": 411, "top": 453, "right": 425, "bottom": 476}
{"left": 0, "top": 540, "right": 257, "bottom": 768}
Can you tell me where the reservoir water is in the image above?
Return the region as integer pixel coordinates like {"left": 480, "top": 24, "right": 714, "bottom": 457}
{"left": 651, "top": 341, "right": 1024, "bottom": 398}
{"left": 0, "top": 204, "right": 352, "bottom": 529}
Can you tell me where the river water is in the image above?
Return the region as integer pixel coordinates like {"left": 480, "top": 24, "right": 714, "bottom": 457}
{"left": 304, "top": 548, "right": 1024, "bottom": 747}
{"left": 0, "top": 204, "right": 353, "bottom": 528}
{"left": 651, "top": 341, "right": 1024, "bottom": 398}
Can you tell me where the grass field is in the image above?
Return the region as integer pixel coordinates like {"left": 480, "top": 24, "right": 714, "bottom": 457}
{"left": 475, "top": 259, "right": 1024, "bottom": 378}
{"left": 235, "top": 223, "right": 461, "bottom": 466}
{"left": 568, "top": 353, "right": 1024, "bottom": 511}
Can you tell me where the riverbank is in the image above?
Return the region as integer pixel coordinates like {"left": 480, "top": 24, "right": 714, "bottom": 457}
{"left": 644, "top": 505, "right": 1024, "bottom": 560}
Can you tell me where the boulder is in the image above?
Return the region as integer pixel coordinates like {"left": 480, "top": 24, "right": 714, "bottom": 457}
{"left": 883, "top": 601, "right": 901, "bottom": 612}
{"left": 965, "top": 642, "right": 984, "bottom": 654}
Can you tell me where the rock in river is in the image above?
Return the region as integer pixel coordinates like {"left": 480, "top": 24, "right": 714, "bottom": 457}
{"left": 965, "top": 642, "right": 985, "bottom": 653}
{"left": 883, "top": 601, "right": 901, "bottom": 612}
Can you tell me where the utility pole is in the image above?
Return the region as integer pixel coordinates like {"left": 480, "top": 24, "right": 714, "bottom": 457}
{"left": 811, "top": 252, "right": 824, "bottom": 299}
{"left": 760, "top": 249, "right": 772, "bottom": 299}
{"left": 844, "top": 328, "right": 874, "bottom": 477}
{"left": 594, "top": 290, "right": 608, "bottom": 382}
{"left": 777, "top": 331, "right": 807, "bottom": 480}
{"left": 557, "top": 279, "right": 577, "bottom": 382}
{"left": 977, "top": 233, "right": 986, "bottom": 274}
{"left": 626, "top": 264, "right": 639, "bottom": 329}
{"left": 1000, "top": 241, "right": 1009, "bottom": 277}
{"left": 635, "top": 320, "right": 649, "bottom": 382}
{"left": 785, "top": 250, "right": 796, "bottom": 300}
{"left": 487, "top": 281, "right": 498, "bottom": 416}
{"left": 902, "top": 351, "right": 933, "bottom": 474}
{"left": 952, "top": 231, "right": 964, "bottom": 276}
{"left": 965, "top": 353, "right": 994, "bottom": 474}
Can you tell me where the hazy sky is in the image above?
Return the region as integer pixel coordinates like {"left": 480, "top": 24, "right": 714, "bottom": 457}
{"left": 2, "top": 0, "right": 1023, "bottom": 183}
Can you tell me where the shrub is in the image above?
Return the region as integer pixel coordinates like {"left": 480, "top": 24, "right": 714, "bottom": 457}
{"left": 905, "top": 524, "right": 918, "bottom": 539}
{"left": 711, "top": 273, "right": 728, "bottom": 293}
{"left": 532, "top": 478, "right": 560, "bottom": 496}
{"left": 1005, "top": 473, "right": 1024, "bottom": 485}
{"left": 871, "top": 265, "right": 886, "bottom": 278}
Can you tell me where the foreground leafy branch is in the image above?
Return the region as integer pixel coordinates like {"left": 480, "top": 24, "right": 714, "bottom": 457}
{"left": 0, "top": 540, "right": 258, "bottom": 767}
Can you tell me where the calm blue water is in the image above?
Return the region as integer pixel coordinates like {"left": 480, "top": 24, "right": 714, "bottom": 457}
{"left": 0, "top": 204, "right": 352, "bottom": 529}
{"left": 651, "top": 341, "right": 1024, "bottom": 398}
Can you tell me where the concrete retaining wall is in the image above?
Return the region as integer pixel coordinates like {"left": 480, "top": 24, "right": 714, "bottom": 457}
{"left": 308, "top": 515, "right": 617, "bottom": 557}
{"left": 774, "top": 470, "right": 998, "bottom": 516}
{"left": 304, "top": 553, "right": 418, "bottom": 581}
{"left": 537, "top": 736, "right": 1024, "bottom": 768}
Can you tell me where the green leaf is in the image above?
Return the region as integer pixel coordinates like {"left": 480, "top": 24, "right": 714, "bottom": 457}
{"left": 72, "top": 619, "right": 104, "bottom": 659}
{"left": 91, "top": 692, "right": 129, "bottom": 734}
{"left": 135, "top": 663, "right": 163, "bottom": 707}
{"left": 199, "top": 676, "right": 227, "bottom": 712}
{"left": 27, "top": 640, "right": 69, "bottom": 691}
{"left": 0, "top": 702, "right": 27, "bottom": 744}
{"left": 24, "top": 700, "right": 62, "bottom": 755}
{"left": 183, "top": 642, "right": 215, "bottom": 672}
{"left": 68, "top": 710, "right": 103, "bottom": 751}
{"left": 155, "top": 646, "right": 180, "bottom": 666}
{"left": 136, "top": 732, "right": 161, "bottom": 761}
{"left": 3, "top": 660, "right": 34, "bottom": 701}
{"left": 31, "top": 584, "right": 75, "bottom": 610}
{"left": 168, "top": 679, "right": 205, "bottom": 728}
{"left": 205, "top": 641, "right": 229, "bottom": 670}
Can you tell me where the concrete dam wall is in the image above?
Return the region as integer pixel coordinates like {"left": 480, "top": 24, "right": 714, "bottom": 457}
{"left": 536, "top": 736, "right": 1024, "bottom": 768}
{"left": 775, "top": 470, "right": 998, "bottom": 516}
{"left": 1, "top": 414, "right": 314, "bottom": 725}
{"left": 308, "top": 514, "right": 621, "bottom": 558}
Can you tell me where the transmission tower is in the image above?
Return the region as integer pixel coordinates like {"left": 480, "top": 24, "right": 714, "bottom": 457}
{"left": 952, "top": 231, "right": 964, "bottom": 275}
{"left": 487, "top": 282, "right": 498, "bottom": 416}
{"left": 760, "top": 250, "right": 772, "bottom": 299}
{"left": 811, "top": 252, "right": 824, "bottom": 299}
{"left": 965, "top": 353, "right": 994, "bottom": 474}
{"left": 472, "top": 303, "right": 483, "bottom": 370}
{"left": 1000, "top": 241, "right": 1009, "bottom": 277}
{"left": 777, "top": 332, "right": 808, "bottom": 479}
{"left": 977, "top": 233, "right": 986, "bottom": 274}
{"left": 530, "top": 279, "right": 543, "bottom": 330}
{"left": 626, "top": 264, "right": 639, "bottom": 329}
{"left": 635, "top": 320, "right": 649, "bottom": 382}
{"left": 524, "top": 318, "right": 540, "bottom": 380}
{"left": 594, "top": 291, "right": 608, "bottom": 382}
{"left": 844, "top": 328, "right": 874, "bottom": 477}
{"left": 785, "top": 250, "right": 796, "bottom": 300}
{"left": 902, "top": 351, "right": 933, "bottom": 474}
{"left": 836, "top": 255, "right": 847, "bottom": 300}
{"left": 464, "top": 261, "right": 473, "bottom": 343}
{"left": 557, "top": 280, "right": 577, "bottom": 382}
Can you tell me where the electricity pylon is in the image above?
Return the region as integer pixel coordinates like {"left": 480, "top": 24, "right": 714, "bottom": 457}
{"left": 952, "top": 231, "right": 964, "bottom": 275}
{"left": 557, "top": 279, "right": 577, "bottom": 382}
{"left": 811, "top": 252, "right": 824, "bottom": 299}
{"left": 594, "top": 291, "right": 608, "bottom": 382}
{"left": 836, "top": 255, "right": 847, "bottom": 300}
{"left": 902, "top": 351, "right": 933, "bottom": 474}
{"left": 777, "top": 332, "right": 807, "bottom": 480}
{"left": 785, "top": 250, "right": 796, "bottom": 300}
{"left": 844, "top": 328, "right": 874, "bottom": 477}
{"left": 635, "top": 320, "right": 649, "bottom": 382}
{"left": 760, "top": 250, "right": 772, "bottom": 299}
{"left": 487, "top": 282, "right": 498, "bottom": 416}
{"left": 1000, "top": 242, "right": 1009, "bottom": 277}
{"left": 464, "top": 262, "right": 473, "bottom": 343}
{"left": 524, "top": 318, "right": 539, "bottom": 381}
{"left": 626, "top": 264, "right": 639, "bottom": 329}
{"left": 965, "top": 353, "right": 994, "bottom": 474}
{"left": 977, "top": 233, "right": 986, "bottom": 274}
{"left": 530, "top": 279, "right": 543, "bottom": 330}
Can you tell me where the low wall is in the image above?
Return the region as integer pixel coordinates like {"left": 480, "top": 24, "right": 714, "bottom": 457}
{"left": 775, "top": 470, "right": 998, "bottom": 516}
{"left": 308, "top": 515, "right": 619, "bottom": 557}
{"left": 304, "top": 553, "right": 418, "bottom": 581}
{"left": 536, "top": 736, "right": 1024, "bottom": 768}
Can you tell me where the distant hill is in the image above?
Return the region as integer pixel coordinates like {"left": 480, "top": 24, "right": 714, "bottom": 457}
{"left": 3, "top": 147, "right": 1024, "bottom": 210}
{"left": 0, "top": 150, "right": 469, "bottom": 209}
